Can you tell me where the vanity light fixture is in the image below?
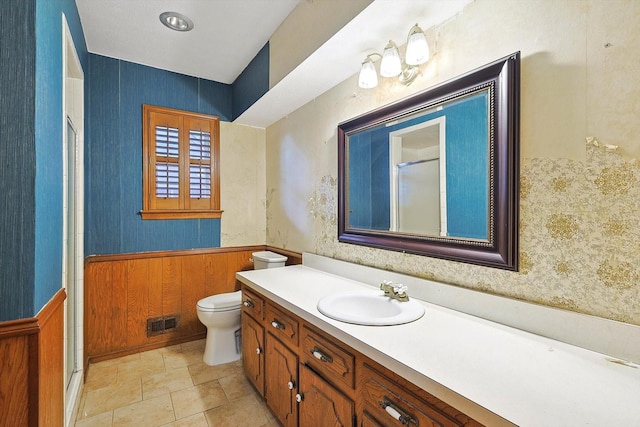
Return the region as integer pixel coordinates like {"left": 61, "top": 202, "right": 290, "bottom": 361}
{"left": 358, "top": 23, "right": 430, "bottom": 89}
{"left": 159, "top": 12, "right": 194, "bottom": 32}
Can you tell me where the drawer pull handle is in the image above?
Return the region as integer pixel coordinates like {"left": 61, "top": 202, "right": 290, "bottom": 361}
{"left": 310, "top": 347, "right": 333, "bottom": 363}
{"left": 379, "top": 397, "right": 418, "bottom": 426}
{"left": 288, "top": 380, "right": 296, "bottom": 390}
{"left": 271, "top": 319, "right": 285, "bottom": 330}
{"left": 256, "top": 347, "right": 262, "bottom": 355}
{"left": 243, "top": 300, "right": 254, "bottom": 308}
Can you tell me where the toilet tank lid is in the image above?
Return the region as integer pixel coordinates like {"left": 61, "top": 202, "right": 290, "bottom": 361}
{"left": 252, "top": 251, "right": 288, "bottom": 262}
{"left": 197, "top": 290, "right": 242, "bottom": 311}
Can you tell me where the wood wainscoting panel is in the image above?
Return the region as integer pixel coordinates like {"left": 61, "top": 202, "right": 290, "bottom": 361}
{"left": 0, "top": 333, "right": 31, "bottom": 426}
{"left": 162, "top": 256, "right": 182, "bottom": 316}
{"left": 126, "top": 258, "right": 152, "bottom": 349}
{"left": 148, "top": 257, "right": 164, "bottom": 320}
{"left": 204, "top": 252, "right": 229, "bottom": 297}
{"left": 84, "top": 246, "right": 301, "bottom": 364}
{"left": 85, "top": 260, "right": 114, "bottom": 356}
{"left": 0, "top": 288, "right": 66, "bottom": 427}
{"left": 181, "top": 254, "right": 207, "bottom": 337}
{"left": 37, "top": 289, "right": 66, "bottom": 427}
{"left": 111, "top": 261, "right": 128, "bottom": 352}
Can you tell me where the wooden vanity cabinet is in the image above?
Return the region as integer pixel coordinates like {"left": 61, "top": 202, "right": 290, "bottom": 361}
{"left": 357, "top": 360, "right": 483, "bottom": 427}
{"left": 241, "top": 314, "right": 264, "bottom": 395}
{"left": 265, "top": 333, "right": 299, "bottom": 427}
{"left": 242, "top": 287, "right": 264, "bottom": 321}
{"left": 300, "top": 325, "right": 355, "bottom": 390}
{"left": 297, "top": 363, "right": 355, "bottom": 426}
{"left": 241, "top": 289, "right": 265, "bottom": 394}
{"left": 298, "top": 324, "right": 356, "bottom": 426}
{"left": 266, "top": 302, "right": 299, "bottom": 347}
{"left": 240, "top": 286, "right": 482, "bottom": 427}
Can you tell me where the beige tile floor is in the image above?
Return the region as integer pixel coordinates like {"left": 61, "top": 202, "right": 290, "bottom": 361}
{"left": 75, "top": 339, "right": 277, "bottom": 427}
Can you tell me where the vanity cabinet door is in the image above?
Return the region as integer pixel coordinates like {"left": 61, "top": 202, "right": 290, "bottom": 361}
{"left": 265, "top": 334, "right": 298, "bottom": 427}
{"left": 360, "top": 411, "right": 383, "bottom": 427}
{"left": 298, "top": 363, "right": 355, "bottom": 427}
{"left": 241, "top": 313, "right": 264, "bottom": 396}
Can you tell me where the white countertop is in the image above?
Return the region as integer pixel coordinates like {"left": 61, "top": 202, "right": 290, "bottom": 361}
{"left": 237, "top": 264, "right": 640, "bottom": 427}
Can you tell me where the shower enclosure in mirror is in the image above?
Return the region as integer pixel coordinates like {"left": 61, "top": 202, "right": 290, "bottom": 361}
{"left": 338, "top": 53, "right": 520, "bottom": 270}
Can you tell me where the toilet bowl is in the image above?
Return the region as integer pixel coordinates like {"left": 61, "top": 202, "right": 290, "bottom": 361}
{"left": 197, "top": 252, "right": 288, "bottom": 366}
{"left": 196, "top": 290, "right": 242, "bottom": 366}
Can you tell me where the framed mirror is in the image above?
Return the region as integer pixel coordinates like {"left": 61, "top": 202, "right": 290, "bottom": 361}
{"left": 338, "top": 52, "right": 520, "bottom": 270}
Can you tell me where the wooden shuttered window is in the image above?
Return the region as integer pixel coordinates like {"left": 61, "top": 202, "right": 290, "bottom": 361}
{"left": 141, "top": 105, "right": 222, "bottom": 219}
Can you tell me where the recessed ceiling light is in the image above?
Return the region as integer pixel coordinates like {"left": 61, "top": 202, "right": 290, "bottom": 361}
{"left": 159, "top": 12, "right": 194, "bottom": 32}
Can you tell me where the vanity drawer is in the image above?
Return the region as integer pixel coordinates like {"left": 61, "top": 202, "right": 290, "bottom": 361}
{"left": 301, "top": 325, "right": 355, "bottom": 390}
{"left": 266, "top": 302, "right": 299, "bottom": 347}
{"left": 241, "top": 287, "right": 264, "bottom": 321}
{"left": 360, "top": 363, "right": 473, "bottom": 427}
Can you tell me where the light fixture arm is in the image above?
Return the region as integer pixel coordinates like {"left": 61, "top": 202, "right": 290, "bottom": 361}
{"left": 365, "top": 53, "right": 382, "bottom": 62}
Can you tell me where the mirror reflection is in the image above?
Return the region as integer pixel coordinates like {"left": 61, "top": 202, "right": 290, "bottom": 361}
{"left": 347, "top": 89, "right": 491, "bottom": 240}
{"left": 338, "top": 52, "right": 519, "bottom": 270}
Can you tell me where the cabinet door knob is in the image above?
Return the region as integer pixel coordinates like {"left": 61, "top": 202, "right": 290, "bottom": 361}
{"left": 287, "top": 380, "right": 295, "bottom": 390}
{"left": 243, "top": 300, "right": 254, "bottom": 308}
{"left": 295, "top": 393, "right": 304, "bottom": 403}
{"left": 256, "top": 347, "right": 262, "bottom": 355}
{"left": 271, "top": 319, "right": 285, "bottom": 330}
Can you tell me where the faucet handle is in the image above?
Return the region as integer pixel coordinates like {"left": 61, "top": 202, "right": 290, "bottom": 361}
{"left": 393, "top": 284, "right": 408, "bottom": 295}
{"left": 380, "top": 280, "right": 393, "bottom": 291}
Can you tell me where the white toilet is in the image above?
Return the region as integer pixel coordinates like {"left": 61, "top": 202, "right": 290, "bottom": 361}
{"left": 196, "top": 250, "right": 287, "bottom": 366}
{"left": 197, "top": 290, "right": 243, "bottom": 366}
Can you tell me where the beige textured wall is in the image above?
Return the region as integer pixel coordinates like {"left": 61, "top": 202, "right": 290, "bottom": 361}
{"left": 220, "top": 122, "right": 266, "bottom": 246}
{"left": 265, "top": 0, "right": 640, "bottom": 325}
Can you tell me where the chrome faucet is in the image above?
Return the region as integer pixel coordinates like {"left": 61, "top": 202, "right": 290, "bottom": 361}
{"left": 380, "top": 280, "right": 410, "bottom": 302}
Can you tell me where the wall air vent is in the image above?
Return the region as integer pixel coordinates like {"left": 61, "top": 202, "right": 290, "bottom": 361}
{"left": 147, "top": 315, "right": 179, "bottom": 337}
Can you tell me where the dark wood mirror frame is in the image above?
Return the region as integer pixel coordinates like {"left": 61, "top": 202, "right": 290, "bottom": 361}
{"left": 338, "top": 52, "right": 520, "bottom": 271}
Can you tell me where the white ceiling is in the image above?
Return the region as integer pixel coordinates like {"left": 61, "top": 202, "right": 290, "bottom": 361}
{"left": 76, "top": 0, "right": 471, "bottom": 128}
{"left": 76, "top": 0, "right": 300, "bottom": 84}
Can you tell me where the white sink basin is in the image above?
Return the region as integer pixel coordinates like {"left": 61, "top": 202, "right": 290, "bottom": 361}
{"left": 317, "top": 289, "right": 425, "bottom": 326}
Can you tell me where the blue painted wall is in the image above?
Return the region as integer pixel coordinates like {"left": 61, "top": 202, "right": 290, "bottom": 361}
{"left": 347, "top": 92, "right": 489, "bottom": 238}
{"left": 0, "top": 0, "right": 87, "bottom": 320}
{"left": 34, "top": 0, "right": 87, "bottom": 315}
{"left": 233, "top": 42, "right": 270, "bottom": 119}
{"left": 85, "top": 55, "right": 232, "bottom": 256}
{"left": 0, "top": 0, "right": 37, "bottom": 321}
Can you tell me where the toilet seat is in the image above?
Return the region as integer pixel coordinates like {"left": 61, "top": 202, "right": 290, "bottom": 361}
{"left": 197, "top": 290, "right": 242, "bottom": 312}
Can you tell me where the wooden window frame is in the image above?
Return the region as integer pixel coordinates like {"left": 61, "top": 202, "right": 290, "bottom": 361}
{"left": 141, "top": 104, "right": 222, "bottom": 220}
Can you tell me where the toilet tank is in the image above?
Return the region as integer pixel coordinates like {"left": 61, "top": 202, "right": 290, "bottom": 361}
{"left": 252, "top": 251, "right": 288, "bottom": 270}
